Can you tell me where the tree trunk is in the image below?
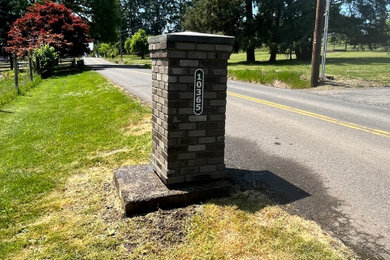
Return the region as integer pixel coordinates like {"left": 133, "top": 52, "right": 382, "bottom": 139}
{"left": 344, "top": 41, "right": 347, "bottom": 51}
{"left": 246, "top": 48, "right": 255, "bottom": 62}
{"left": 269, "top": 46, "right": 278, "bottom": 63}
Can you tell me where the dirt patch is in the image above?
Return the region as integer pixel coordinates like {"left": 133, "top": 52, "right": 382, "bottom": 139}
{"left": 272, "top": 79, "right": 290, "bottom": 89}
{"left": 315, "top": 77, "right": 387, "bottom": 90}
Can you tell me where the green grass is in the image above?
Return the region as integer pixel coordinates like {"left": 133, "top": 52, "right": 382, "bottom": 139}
{"left": 0, "top": 70, "right": 151, "bottom": 257}
{"left": 228, "top": 50, "right": 390, "bottom": 88}
{"left": 0, "top": 71, "right": 41, "bottom": 107}
{"left": 105, "top": 54, "right": 152, "bottom": 68}
{"left": 0, "top": 70, "right": 355, "bottom": 259}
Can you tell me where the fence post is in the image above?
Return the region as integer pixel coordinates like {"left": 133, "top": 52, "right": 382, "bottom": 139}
{"left": 14, "top": 55, "right": 20, "bottom": 94}
{"left": 10, "top": 54, "right": 13, "bottom": 70}
{"left": 29, "top": 56, "right": 33, "bottom": 81}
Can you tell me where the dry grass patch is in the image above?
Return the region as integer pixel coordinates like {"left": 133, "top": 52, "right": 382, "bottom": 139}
{"left": 8, "top": 169, "right": 356, "bottom": 259}
{"left": 122, "top": 115, "right": 152, "bottom": 137}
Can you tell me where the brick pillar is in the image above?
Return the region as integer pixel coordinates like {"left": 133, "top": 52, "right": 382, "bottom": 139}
{"left": 149, "top": 32, "right": 234, "bottom": 187}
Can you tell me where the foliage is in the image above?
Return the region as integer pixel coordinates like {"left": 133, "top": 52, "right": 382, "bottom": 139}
{"left": 33, "top": 44, "right": 58, "bottom": 77}
{"left": 89, "top": 0, "right": 121, "bottom": 42}
{"left": 127, "top": 29, "right": 149, "bottom": 59}
{"left": 120, "top": 0, "right": 192, "bottom": 36}
{"left": 6, "top": 1, "right": 91, "bottom": 58}
{"left": 340, "top": 0, "right": 390, "bottom": 48}
{"left": 98, "top": 43, "right": 119, "bottom": 58}
{"left": 0, "top": 0, "right": 34, "bottom": 56}
{"left": 0, "top": 0, "right": 16, "bottom": 56}
{"left": 182, "top": 0, "right": 245, "bottom": 51}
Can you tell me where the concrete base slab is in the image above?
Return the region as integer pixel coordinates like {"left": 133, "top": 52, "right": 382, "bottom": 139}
{"left": 113, "top": 164, "right": 231, "bottom": 216}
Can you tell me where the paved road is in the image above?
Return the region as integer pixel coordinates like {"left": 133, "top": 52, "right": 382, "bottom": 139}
{"left": 85, "top": 57, "right": 390, "bottom": 259}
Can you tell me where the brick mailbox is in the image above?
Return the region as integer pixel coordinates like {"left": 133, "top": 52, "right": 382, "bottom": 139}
{"left": 149, "top": 32, "right": 234, "bottom": 186}
{"left": 114, "top": 32, "right": 234, "bottom": 215}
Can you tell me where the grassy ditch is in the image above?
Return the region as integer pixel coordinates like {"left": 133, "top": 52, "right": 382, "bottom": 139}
{"left": 228, "top": 50, "right": 390, "bottom": 89}
{"left": 0, "top": 71, "right": 41, "bottom": 107}
{"left": 0, "top": 70, "right": 356, "bottom": 259}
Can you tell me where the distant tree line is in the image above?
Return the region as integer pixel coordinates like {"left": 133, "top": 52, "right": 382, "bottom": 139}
{"left": 118, "top": 0, "right": 390, "bottom": 61}
{"left": 1, "top": 0, "right": 389, "bottom": 62}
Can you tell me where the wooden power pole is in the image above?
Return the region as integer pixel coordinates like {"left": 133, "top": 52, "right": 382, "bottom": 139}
{"left": 310, "top": 0, "right": 326, "bottom": 87}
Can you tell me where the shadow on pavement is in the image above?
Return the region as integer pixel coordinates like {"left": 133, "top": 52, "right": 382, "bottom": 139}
{"left": 86, "top": 64, "right": 151, "bottom": 71}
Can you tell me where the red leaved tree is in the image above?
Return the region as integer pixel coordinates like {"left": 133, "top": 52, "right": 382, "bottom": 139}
{"left": 6, "top": 1, "right": 91, "bottom": 58}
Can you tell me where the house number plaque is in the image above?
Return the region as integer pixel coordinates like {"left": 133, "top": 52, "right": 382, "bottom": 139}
{"left": 193, "top": 69, "right": 204, "bottom": 115}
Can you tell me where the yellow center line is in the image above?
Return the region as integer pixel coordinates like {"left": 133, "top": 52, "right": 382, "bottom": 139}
{"left": 227, "top": 91, "right": 390, "bottom": 138}
{"left": 126, "top": 70, "right": 151, "bottom": 76}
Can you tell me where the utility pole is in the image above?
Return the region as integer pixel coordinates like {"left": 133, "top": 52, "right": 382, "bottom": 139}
{"left": 310, "top": 0, "right": 326, "bottom": 87}
{"left": 321, "top": 0, "right": 331, "bottom": 80}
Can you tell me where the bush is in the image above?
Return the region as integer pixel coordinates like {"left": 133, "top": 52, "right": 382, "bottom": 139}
{"left": 99, "top": 43, "right": 119, "bottom": 58}
{"left": 34, "top": 45, "right": 58, "bottom": 78}
{"left": 126, "top": 29, "right": 148, "bottom": 59}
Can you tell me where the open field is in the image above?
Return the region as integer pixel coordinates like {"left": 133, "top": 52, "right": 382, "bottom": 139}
{"left": 106, "top": 50, "right": 390, "bottom": 89}
{"left": 0, "top": 70, "right": 356, "bottom": 259}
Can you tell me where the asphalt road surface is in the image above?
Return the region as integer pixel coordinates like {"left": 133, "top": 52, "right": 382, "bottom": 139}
{"left": 85, "top": 57, "right": 390, "bottom": 259}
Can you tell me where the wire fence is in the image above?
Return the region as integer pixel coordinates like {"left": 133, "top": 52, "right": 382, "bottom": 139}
{"left": 0, "top": 58, "right": 77, "bottom": 108}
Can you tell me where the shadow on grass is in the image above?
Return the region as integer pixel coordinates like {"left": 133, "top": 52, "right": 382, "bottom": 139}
{"left": 227, "top": 168, "right": 310, "bottom": 205}
{"left": 207, "top": 168, "right": 311, "bottom": 214}
{"left": 0, "top": 110, "right": 14, "bottom": 113}
{"left": 326, "top": 56, "right": 390, "bottom": 65}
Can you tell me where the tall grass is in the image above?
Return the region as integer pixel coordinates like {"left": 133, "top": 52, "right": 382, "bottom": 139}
{"left": 0, "top": 71, "right": 41, "bottom": 108}
{"left": 229, "top": 69, "right": 309, "bottom": 89}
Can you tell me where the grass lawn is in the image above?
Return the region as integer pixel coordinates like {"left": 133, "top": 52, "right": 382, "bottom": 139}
{"left": 0, "top": 70, "right": 41, "bottom": 107}
{"left": 228, "top": 50, "right": 390, "bottom": 89}
{"left": 1, "top": 70, "right": 356, "bottom": 259}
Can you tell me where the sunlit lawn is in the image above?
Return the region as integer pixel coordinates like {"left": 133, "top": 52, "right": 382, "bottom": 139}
{"left": 228, "top": 50, "right": 390, "bottom": 88}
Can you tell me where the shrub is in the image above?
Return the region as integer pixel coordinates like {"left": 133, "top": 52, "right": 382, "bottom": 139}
{"left": 99, "top": 43, "right": 118, "bottom": 58}
{"left": 34, "top": 45, "right": 58, "bottom": 78}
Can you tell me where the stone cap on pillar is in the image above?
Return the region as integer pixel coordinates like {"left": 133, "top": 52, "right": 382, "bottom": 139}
{"left": 148, "top": 31, "right": 235, "bottom": 47}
